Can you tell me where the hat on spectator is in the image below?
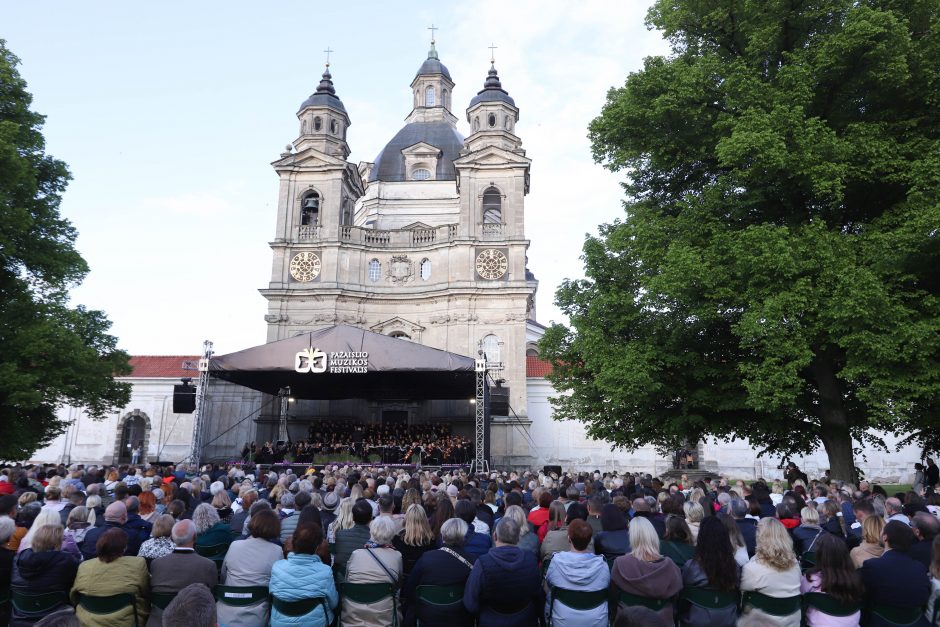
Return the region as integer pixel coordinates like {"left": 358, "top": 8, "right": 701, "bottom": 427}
{"left": 323, "top": 491, "right": 339, "bottom": 510}
{"left": 377, "top": 484, "right": 390, "bottom": 496}
{"left": 152, "top": 488, "right": 164, "bottom": 501}
{"left": 446, "top": 484, "right": 458, "bottom": 498}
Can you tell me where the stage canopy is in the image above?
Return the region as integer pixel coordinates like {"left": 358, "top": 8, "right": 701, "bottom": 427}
{"left": 209, "top": 325, "right": 477, "bottom": 400}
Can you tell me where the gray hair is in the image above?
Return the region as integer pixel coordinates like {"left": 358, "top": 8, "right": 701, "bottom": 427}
{"left": 369, "top": 515, "right": 398, "bottom": 545}
{"left": 440, "top": 518, "right": 468, "bottom": 547}
{"left": 191, "top": 503, "right": 220, "bottom": 535}
{"left": 172, "top": 519, "right": 196, "bottom": 546}
{"left": 0, "top": 517, "right": 14, "bottom": 544}
{"left": 730, "top": 499, "right": 748, "bottom": 518}
{"left": 280, "top": 492, "right": 296, "bottom": 508}
{"left": 162, "top": 582, "right": 217, "bottom": 627}
{"left": 124, "top": 496, "right": 140, "bottom": 514}
{"left": 494, "top": 517, "right": 520, "bottom": 545}
{"left": 151, "top": 514, "right": 175, "bottom": 539}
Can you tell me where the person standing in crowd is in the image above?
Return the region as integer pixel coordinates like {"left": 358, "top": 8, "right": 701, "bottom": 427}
{"left": 464, "top": 517, "right": 543, "bottom": 626}
{"left": 148, "top": 520, "right": 218, "bottom": 627}
{"left": 219, "top": 509, "right": 283, "bottom": 626}
{"left": 70, "top": 528, "right": 150, "bottom": 627}
{"left": 739, "top": 517, "right": 801, "bottom": 627}
{"left": 610, "top": 516, "right": 682, "bottom": 625}
{"left": 926, "top": 458, "right": 939, "bottom": 491}
{"left": 544, "top": 519, "right": 609, "bottom": 627}
{"left": 800, "top": 534, "right": 863, "bottom": 627}
{"left": 131, "top": 443, "right": 142, "bottom": 465}
{"left": 860, "top": 521, "right": 931, "bottom": 625}
{"left": 404, "top": 518, "right": 475, "bottom": 626}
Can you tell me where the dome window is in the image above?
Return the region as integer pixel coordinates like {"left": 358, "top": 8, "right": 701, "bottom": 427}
{"left": 488, "top": 113, "right": 496, "bottom": 128}
{"left": 425, "top": 86, "right": 436, "bottom": 107}
{"left": 412, "top": 168, "right": 432, "bottom": 181}
{"left": 368, "top": 259, "right": 381, "bottom": 282}
{"left": 314, "top": 116, "right": 322, "bottom": 131}
{"left": 420, "top": 258, "right": 431, "bottom": 281}
{"left": 301, "top": 191, "right": 320, "bottom": 226}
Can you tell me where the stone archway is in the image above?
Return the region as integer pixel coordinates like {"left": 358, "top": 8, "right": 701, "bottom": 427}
{"left": 112, "top": 409, "right": 152, "bottom": 465}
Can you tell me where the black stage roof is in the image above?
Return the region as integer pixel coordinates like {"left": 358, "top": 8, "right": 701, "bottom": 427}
{"left": 209, "top": 325, "right": 477, "bottom": 400}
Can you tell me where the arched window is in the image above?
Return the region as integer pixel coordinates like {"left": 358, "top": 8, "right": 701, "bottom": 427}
{"left": 301, "top": 191, "right": 320, "bottom": 226}
{"left": 420, "top": 258, "right": 431, "bottom": 280}
{"left": 412, "top": 168, "right": 431, "bottom": 181}
{"left": 425, "top": 85, "right": 435, "bottom": 106}
{"left": 368, "top": 259, "right": 381, "bottom": 282}
{"left": 526, "top": 347, "right": 539, "bottom": 357}
{"left": 488, "top": 113, "right": 496, "bottom": 127}
{"left": 314, "top": 116, "right": 322, "bottom": 131}
{"left": 481, "top": 334, "right": 501, "bottom": 367}
{"left": 482, "top": 187, "right": 502, "bottom": 224}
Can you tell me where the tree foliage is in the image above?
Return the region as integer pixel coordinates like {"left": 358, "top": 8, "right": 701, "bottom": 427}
{"left": 0, "top": 40, "right": 131, "bottom": 461}
{"left": 540, "top": 0, "right": 940, "bottom": 480}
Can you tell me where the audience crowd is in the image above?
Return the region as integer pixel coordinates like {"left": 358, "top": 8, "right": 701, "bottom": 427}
{"left": 0, "top": 458, "right": 939, "bottom": 626}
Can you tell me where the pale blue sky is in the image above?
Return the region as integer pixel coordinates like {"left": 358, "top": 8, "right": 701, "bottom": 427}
{"left": 4, "top": 1, "right": 669, "bottom": 355}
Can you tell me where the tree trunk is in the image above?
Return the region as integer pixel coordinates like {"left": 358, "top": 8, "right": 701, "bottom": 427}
{"left": 812, "top": 351, "right": 858, "bottom": 483}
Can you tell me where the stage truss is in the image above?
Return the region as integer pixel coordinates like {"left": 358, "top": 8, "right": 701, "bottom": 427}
{"left": 470, "top": 358, "right": 490, "bottom": 475}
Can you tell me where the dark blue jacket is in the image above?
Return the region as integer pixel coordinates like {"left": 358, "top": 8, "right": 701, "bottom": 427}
{"left": 791, "top": 525, "right": 826, "bottom": 556}
{"left": 404, "top": 546, "right": 475, "bottom": 627}
{"left": 594, "top": 529, "right": 630, "bottom": 559}
{"left": 462, "top": 528, "right": 492, "bottom": 562}
{"left": 860, "top": 550, "right": 931, "bottom": 627}
{"left": 81, "top": 521, "right": 124, "bottom": 560}
{"left": 11, "top": 549, "right": 78, "bottom": 620}
{"left": 122, "top": 513, "right": 152, "bottom": 556}
{"left": 464, "top": 545, "right": 543, "bottom": 626}
{"left": 735, "top": 518, "right": 757, "bottom": 557}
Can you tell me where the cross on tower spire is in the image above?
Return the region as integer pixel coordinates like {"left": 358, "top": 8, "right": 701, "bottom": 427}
{"left": 323, "top": 47, "right": 334, "bottom": 68}
{"left": 488, "top": 43, "right": 498, "bottom": 64}
{"left": 428, "top": 24, "right": 438, "bottom": 44}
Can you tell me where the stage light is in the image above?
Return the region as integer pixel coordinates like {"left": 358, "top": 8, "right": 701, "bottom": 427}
{"left": 288, "top": 397, "right": 296, "bottom": 403}
{"left": 469, "top": 399, "right": 476, "bottom": 404}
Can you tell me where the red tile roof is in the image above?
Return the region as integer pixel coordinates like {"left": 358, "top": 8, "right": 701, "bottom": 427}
{"left": 526, "top": 355, "right": 553, "bottom": 378}
{"left": 126, "top": 356, "right": 201, "bottom": 379}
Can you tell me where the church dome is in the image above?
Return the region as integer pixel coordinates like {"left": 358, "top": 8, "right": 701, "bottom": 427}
{"left": 370, "top": 121, "right": 465, "bottom": 182}
{"left": 298, "top": 68, "right": 347, "bottom": 114}
{"left": 415, "top": 43, "right": 452, "bottom": 81}
{"left": 469, "top": 64, "right": 515, "bottom": 108}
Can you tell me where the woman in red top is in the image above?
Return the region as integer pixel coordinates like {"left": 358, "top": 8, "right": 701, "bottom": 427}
{"left": 527, "top": 491, "right": 552, "bottom": 530}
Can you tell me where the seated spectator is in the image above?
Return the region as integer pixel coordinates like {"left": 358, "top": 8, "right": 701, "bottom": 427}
{"left": 527, "top": 491, "right": 552, "bottom": 530}
{"left": 819, "top": 500, "right": 846, "bottom": 538}
{"left": 885, "top": 497, "right": 911, "bottom": 525}
{"left": 10, "top": 525, "right": 78, "bottom": 623}
{"left": 660, "top": 514, "right": 695, "bottom": 566}
{"left": 502, "top": 504, "right": 538, "bottom": 557}
{"left": 730, "top": 498, "right": 757, "bottom": 557}
{"left": 739, "top": 517, "right": 801, "bottom": 627}
{"left": 455, "top": 500, "right": 492, "bottom": 561}
{"left": 610, "top": 515, "right": 682, "bottom": 625}
{"left": 404, "top": 518, "right": 475, "bottom": 627}
{"left": 681, "top": 516, "right": 740, "bottom": 627}
{"left": 332, "top": 500, "right": 373, "bottom": 574}
{"left": 464, "top": 518, "right": 543, "bottom": 626}
{"left": 277, "top": 492, "right": 299, "bottom": 543}
{"left": 19, "top": 509, "right": 80, "bottom": 559}
{"left": 122, "top": 496, "right": 153, "bottom": 556}
{"left": 0, "top": 517, "right": 15, "bottom": 626}
{"left": 138, "top": 514, "right": 176, "bottom": 564}
{"left": 544, "top": 519, "right": 609, "bottom": 627}
{"left": 393, "top": 503, "right": 436, "bottom": 577}
{"left": 718, "top": 513, "right": 750, "bottom": 567}
{"left": 683, "top": 501, "right": 704, "bottom": 544}
{"left": 81, "top": 501, "right": 128, "bottom": 560}
{"left": 138, "top": 492, "right": 158, "bottom": 524}
{"left": 792, "top": 506, "right": 827, "bottom": 559}
{"left": 800, "top": 534, "right": 863, "bottom": 627}
{"left": 210, "top": 482, "right": 234, "bottom": 523}
{"left": 343, "top": 516, "right": 402, "bottom": 627}
{"left": 595, "top": 503, "right": 630, "bottom": 560}
{"left": 541, "top": 501, "right": 576, "bottom": 560}
{"left": 538, "top": 500, "right": 566, "bottom": 543}
{"left": 228, "top": 488, "right": 256, "bottom": 535}
{"left": 219, "top": 509, "right": 283, "bottom": 627}
{"left": 63, "top": 506, "right": 93, "bottom": 549}
{"left": 586, "top": 495, "right": 605, "bottom": 535}
{"left": 927, "top": 536, "right": 940, "bottom": 627}
{"left": 149, "top": 520, "right": 218, "bottom": 626}
{"left": 328, "top": 497, "right": 355, "bottom": 544}
{"left": 41, "top": 486, "right": 66, "bottom": 515}
{"left": 161, "top": 583, "right": 217, "bottom": 627}
{"left": 860, "top": 520, "right": 931, "bottom": 625}
{"left": 70, "top": 528, "right": 149, "bottom": 626}
{"left": 911, "top": 511, "right": 939, "bottom": 569}
{"left": 192, "top": 502, "right": 232, "bottom": 551}
{"left": 850, "top": 515, "right": 885, "bottom": 568}
{"left": 84, "top": 495, "right": 103, "bottom": 526}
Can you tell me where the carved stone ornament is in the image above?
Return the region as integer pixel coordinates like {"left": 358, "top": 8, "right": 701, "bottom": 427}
{"left": 475, "top": 249, "right": 508, "bottom": 280}
{"left": 387, "top": 255, "right": 414, "bottom": 283}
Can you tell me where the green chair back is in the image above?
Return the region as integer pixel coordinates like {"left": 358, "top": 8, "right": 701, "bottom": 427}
{"left": 416, "top": 585, "right": 466, "bottom": 626}
{"left": 214, "top": 585, "right": 270, "bottom": 607}
{"left": 618, "top": 590, "right": 673, "bottom": 612}
{"left": 540, "top": 556, "right": 552, "bottom": 577}
{"left": 195, "top": 542, "right": 229, "bottom": 559}
{"left": 866, "top": 603, "right": 925, "bottom": 626}
{"left": 742, "top": 591, "right": 801, "bottom": 617}
{"left": 802, "top": 592, "right": 859, "bottom": 618}
{"left": 271, "top": 594, "right": 325, "bottom": 617}
{"left": 550, "top": 587, "right": 608, "bottom": 612}
{"left": 661, "top": 541, "right": 694, "bottom": 566}
{"left": 150, "top": 591, "right": 176, "bottom": 611}
{"left": 801, "top": 551, "right": 817, "bottom": 572}
{"left": 77, "top": 592, "right": 138, "bottom": 626}
{"left": 11, "top": 590, "right": 68, "bottom": 617}
{"left": 681, "top": 587, "right": 739, "bottom": 610}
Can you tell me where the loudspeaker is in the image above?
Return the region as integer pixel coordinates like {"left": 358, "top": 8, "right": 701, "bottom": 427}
{"left": 489, "top": 385, "right": 509, "bottom": 416}
{"left": 543, "top": 465, "right": 562, "bottom": 476}
{"left": 173, "top": 384, "right": 196, "bottom": 413}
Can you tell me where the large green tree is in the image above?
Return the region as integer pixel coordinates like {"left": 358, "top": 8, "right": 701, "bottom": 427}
{"left": 0, "top": 40, "right": 131, "bottom": 461}
{"left": 541, "top": 0, "right": 940, "bottom": 481}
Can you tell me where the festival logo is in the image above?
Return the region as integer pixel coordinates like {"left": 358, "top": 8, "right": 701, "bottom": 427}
{"left": 295, "top": 347, "right": 327, "bottom": 373}
{"left": 294, "top": 348, "right": 368, "bottom": 374}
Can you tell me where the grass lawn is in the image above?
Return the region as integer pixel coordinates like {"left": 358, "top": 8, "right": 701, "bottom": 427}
{"left": 879, "top": 484, "right": 912, "bottom": 494}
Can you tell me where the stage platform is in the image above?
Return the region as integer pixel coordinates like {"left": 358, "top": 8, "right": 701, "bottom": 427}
{"left": 212, "top": 460, "right": 472, "bottom": 475}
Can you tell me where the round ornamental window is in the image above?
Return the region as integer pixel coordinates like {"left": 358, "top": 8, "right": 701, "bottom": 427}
{"left": 475, "top": 249, "right": 508, "bottom": 280}
{"left": 289, "top": 252, "right": 321, "bottom": 282}
{"left": 412, "top": 168, "right": 431, "bottom": 181}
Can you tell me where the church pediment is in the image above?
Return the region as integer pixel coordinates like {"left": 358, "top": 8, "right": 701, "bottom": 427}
{"left": 370, "top": 316, "right": 426, "bottom": 341}
{"left": 272, "top": 147, "right": 348, "bottom": 170}
{"left": 400, "top": 142, "right": 443, "bottom": 157}
{"left": 401, "top": 221, "right": 434, "bottom": 230}
{"left": 454, "top": 145, "right": 531, "bottom": 167}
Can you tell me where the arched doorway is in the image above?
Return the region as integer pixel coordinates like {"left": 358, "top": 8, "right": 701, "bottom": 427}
{"left": 113, "top": 410, "right": 151, "bottom": 464}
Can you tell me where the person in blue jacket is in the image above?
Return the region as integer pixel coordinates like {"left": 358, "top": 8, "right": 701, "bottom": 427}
{"left": 269, "top": 522, "right": 338, "bottom": 627}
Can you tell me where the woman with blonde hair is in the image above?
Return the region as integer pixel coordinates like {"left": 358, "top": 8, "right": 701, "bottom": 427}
{"left": 401, "top": 488, "right": 421, "bottom": 514}
{"left": 17, "top": 492, "right": 36, "bottom": 508}
{"left": 138, "top": 514, "right": 176, "bottom": 564}
{"left": 610, "top": 516, "right": 682, "bottom": 624}
{"left": 64, "top": 506, "right": 93, "bottom": 547}
{"left": 85, "top": 494, "right": 102, "bottom": 526}
{"left": 739, "top": 517, "right": 801, "bottom": 626}
{"left": 393, "top": 503, "right": 436, "bottom": 576}
{"left": 327, "top": 497, "right": 354, "bottom": 543}
{"left": 104, "top": 469, "right": 120, "bottom": 495}
{"left": 18, "top": 508, "right": 80, "bottom": 559}
{"left": 503, "top": 504, "right": 539, "bottom": 556}
{"left": 211, "top": 487, "right": 234, "bottom": 523}
{"left": 849, "top": 515, "right": 884, "bottom": 568}
{"left": 683, "top": 500, "right": 705, "bottom": 543}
